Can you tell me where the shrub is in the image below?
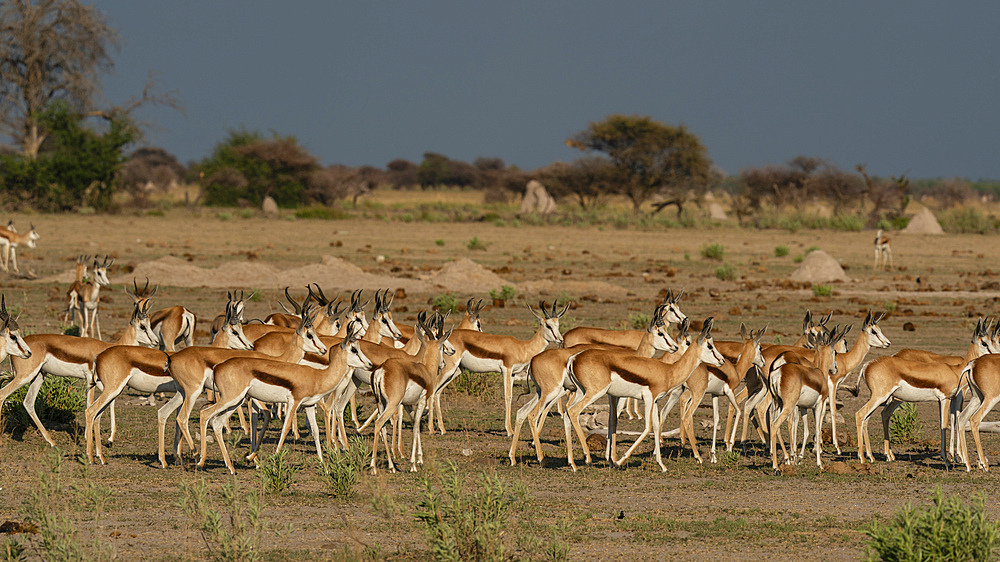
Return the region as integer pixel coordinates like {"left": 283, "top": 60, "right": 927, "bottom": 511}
{"left": 467, "top": 236, "right": 489, "bottom": 251}
{"left": 889, "top": 403, "right": 923, "bottom": 443}
{"left": 318, "top": 438, "right": 370, "bottom": 499}
{"left": 1, "top": 377, "right": 84, "bottom": 432}
{"left": 177, "top": 478, "right": 264, "bottom": 562}
{"left": 829, "top": 213, "right": 865, "bottom": 231}
{"left": 813, "top": 285, "right": 833, "bottom": 297}
{"left": 715, "top": 263, "right": 737, "bottom": 281}
{"left": 628, "top": 313, "right": 651, "bottom": 330}
{"left": 435, "top": 239, "right": 446, "bottom": 246}
{"left": 451, "top": 370, "right": 498, "bottom": 399}
{"left": 294, "top": 205, "right": 350, "bottom": 220}
{"left": 774, "top": 245, "right": 790, "bottom": 257}
{"left": 488, "top": 286, "right": 517, "bottom": 303}
{"left": 433, "top": 293, "right": 459, "bottom": 314}
{"left": 414, "top": 463, "right": 527, "bottom": 562}
{"left": 867, "top": 488, "right": 1000, "bottom": 561}
{"left": 700, "top": 243, "right": 725, "bottom": 261}
{"left": 939, "top": 207, "right": 995, "bottom": 234}
{"left": 793, "top": 255, "right": 804, "bottom": 263}
{"left": 805, "top": 246, "right": 819, "bottom": 254}
{"left": 258, "top": 448, "right": 299, "bottom": 495}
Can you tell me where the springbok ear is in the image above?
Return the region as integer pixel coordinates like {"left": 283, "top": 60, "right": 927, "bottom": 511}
{"left": 802, "top": 310, "right": 812, "bottom": 334}
{"left": 672, "top": 288, "right": 685, "bottom": 304}
{"left": 678, "top": 317, "right": 690, "bottom": 338}
{"left": 740, "top": 323, "right": 748, "bottom": 340}
{"left": 843, "top": 324, "right": 853, "bottom": 339}
{"left": 876, "top": 311, "right": 887, "bottom": 324}
{"left": 864, "top": 310, "right": 873, "bottom": 327}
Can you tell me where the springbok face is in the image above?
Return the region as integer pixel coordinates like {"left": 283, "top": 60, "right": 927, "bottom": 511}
{"left": 131, "top": 303, "right": 158, "bottom": 347}
{"left": 342, "top": 327, "right": 373, "bottom": 370}
{"left": 92, "top": 256, "right": 113, "bottom": 287}
{"left": 301, "top": 325, "right": 328, "bottom": 356}
{"left": 374, "top": 290, "right": 403, "bottom": 340}
{"left": 0, "top": 312, "right": 31, "bottom": 361}
{"left": 648, "top": 306, "right": 678, "bottom": 353}
{"left": 863, "top": 311, "right": 891, "bottom": 349}
{"left": 224, "top": 320, "right": 254, "bottom": 351}
{"left": 661, "top": 289, "right": 687, "bottom": 324}
{"left": 972, "top": 318, "right": 997, "bottom": 355}
{"left": 528, "top": 300, "right": 568, "bottom": 346}
{"left": 23, "top": 224, "right": 39, "bottom": 248}
{"left": 695, "top": 318, "right": 725, "bottom": 368}
{"left": 741, "top": 324, "right": 767, "bottom": 369}
{"left": 814, "top": 329, "right": 840, "bottom": 378}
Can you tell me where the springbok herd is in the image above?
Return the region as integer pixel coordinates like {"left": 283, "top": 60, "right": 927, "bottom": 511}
{"left": 3, "top": 254, "right": 1000, "bottom": 476}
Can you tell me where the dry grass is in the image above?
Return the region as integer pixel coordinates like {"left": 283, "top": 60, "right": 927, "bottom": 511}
{"left": 2, "top": 201, "right": 1000, "bottom": 559}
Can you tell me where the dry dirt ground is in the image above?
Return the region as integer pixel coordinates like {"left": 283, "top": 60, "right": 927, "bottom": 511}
{"left": 2, "top": 208, "right": 1000, "bottom": 560}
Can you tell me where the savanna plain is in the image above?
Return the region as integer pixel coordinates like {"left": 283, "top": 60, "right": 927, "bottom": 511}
{"left": 2, "top": 200, "right": 1000, "bottom": 561}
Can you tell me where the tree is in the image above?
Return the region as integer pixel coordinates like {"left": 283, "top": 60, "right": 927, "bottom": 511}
{"left": 1, "top": 99, "right": 137, "bottom": 210}
{"left": 539, "top": 157, "right": 616, "bottom": 210}
{"left": 117, "top": 146, "right": 185, "bottom": 205}
{"left": 856, "top": 164, "right": 910, "bottom": 228}
{"left": 566, "top": 114, "right": 712, "bottom": 213}
{"left": 200, "top": 129, "right": 320, "bottom": 207}
{"left": 0, "top": 0, "right": 176, "bottom": 158}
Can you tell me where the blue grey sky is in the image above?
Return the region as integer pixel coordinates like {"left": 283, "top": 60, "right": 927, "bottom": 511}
{"left": 93, "top": 2, "right": 999, "bottom": 178}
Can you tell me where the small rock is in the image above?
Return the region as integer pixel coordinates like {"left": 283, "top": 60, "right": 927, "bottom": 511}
{"left": 903, "top": 322, "right": 916, "bottom": 332}
{"left": 461, "top": 448, "right": 472, "bottom": 456}
{"left": 262, "top": 196, "right": 279, "bottom": 216}
{"left": 586, "top": 433, "right": 607, "bottom": 453}
{"left": 375, "top": 255, "right": 386, "bottom": 263}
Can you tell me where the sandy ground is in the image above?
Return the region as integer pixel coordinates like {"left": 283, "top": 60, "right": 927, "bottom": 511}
{"left": 2, "top": 208, "right": 1000, "bottom": 559}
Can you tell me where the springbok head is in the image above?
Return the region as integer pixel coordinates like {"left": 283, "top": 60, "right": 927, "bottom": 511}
{"left": 526, "top": 299, "right": 569, "bottom": 346}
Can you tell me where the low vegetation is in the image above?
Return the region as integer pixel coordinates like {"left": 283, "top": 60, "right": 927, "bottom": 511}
{"left": 867, "top": 488, "right": 999, "bottom": 561}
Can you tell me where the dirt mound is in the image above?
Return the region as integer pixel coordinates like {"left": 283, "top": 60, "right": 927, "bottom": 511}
{"left": 789, "top": 250, "right": 848, "bottom": 283}
{"left": 519, "top": 279, "right": 628, "bottom": 298}
{"left": 45, "top": 255, "right": 631, "bottom": 298}
{"left": 118, "top": 255, "right": 434, "bottom": 292}
{"left": 421, "top": 258, "right": 509, "bottom": 292}
{"left": 903, "top": 208, "right": 944, "bottom": 234}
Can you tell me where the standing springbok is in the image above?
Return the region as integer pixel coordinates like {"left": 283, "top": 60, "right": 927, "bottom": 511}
{"left": 508, "top": 305, "right": 677, "bottom": 466}
{"left": 437, "top": 300, "right": 568, "bottom": 436}
{"left": 79, "top": 256, "right": 113, "bottom": 339}
{"left": 0, "top": 300, "right": 158, "bottom": 446}
{"left": 62, "top": 255, "right": 90, "bottom": 326}
{"left": 873, "top": 229, "right": 892, "bottom": 271}
{"left": 563, "top": 318, "right": 725, "bottom": 472}
{"left": 84, "top": 300, "right": 255, "bottom": 467}
{"left": 127, "top": 278, "right": 198, "bottom": 351}
{"left": 855, "top": 318, "right": 991, "bottom": 467}
{"left": 198, "top": 322, "right": 372, "bottom": 475}
{"left": 767, "top": 330, "right": 841, "bottom": 470}
{"left": 0, "top": 222, "right": 40, "bottom": 273}
{"left": 364, "top": 313, "right": 454, "bottom": 474}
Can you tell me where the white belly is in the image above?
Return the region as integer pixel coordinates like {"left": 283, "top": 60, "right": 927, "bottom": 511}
{"left": 796, "top": 385, "right": 822, "bottom": 408}
{"left": 460, "top": 352, "right": 503, "bottom": 374}
{"left": 127, "top": 370, "right": 179, "bottom": 394}
{"left": 607, "top": 373, "right": 645, "bottom": 399}
{"left": 893, "top": 380, "right": 946, "bottom": 402}
{"left": 705, "top": 375, "right": 727, "bottom": 396}
{"left": 247, "top": 380, "right": 294, "bottom": 404}
{"left": 42, "top": 356, "right": 92, "bottom": 380}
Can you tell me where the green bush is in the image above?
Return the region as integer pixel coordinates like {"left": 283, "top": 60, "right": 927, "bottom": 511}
{"left": 433, "top": 293, "right": 459, "bottom": 314}
{"left": 467, "top": 236, "right": 489, "bottom": 251}
{"left": 829, "top": 213, "right": 865, "bottom": 231}
{"left": 488, "top": 286, "right": 517, "bottom": 303}
{"left": 1, "top": 376, "right": 84, "bottom": 432}
{"left": 177, "top": 478, "right": 264, "bottom": 562}
{"left": 435, "top": 239, "right": 446, "bottom": 246}
{"left": 813, "top": 285, "right": 833, "bottom": 297}
{"left": 451, "top": 370, "right": 498, "bottom": 400}
{"left": 700, "top": 243, "right": 725, "bottom": 261}
{"left": 774, "top": 245, "right": 790, "bottom": 257}
{"left": 805, "top": 246, "right": 819, "bottom": 254}
{"left": 318, "top": 438, "right": 370, "bottom": 499}
{"left": 258, "top": 448, "right": 299, "bottom": 495}
{"left": 627, "top": 313, "right": 651, "bottom": 330}
{"left": 889, "top": 403, "right": 923, "bottom": 443}
{"left": 715, "top": 263, "right": 737, "bottom": 281}
{"left": 867, "top": 488, "right": 1000, "bottom": 561}
{"left": 939, "top": 207, "right": 995, "bottom": 234}
{"left": 294, "top": 205, "right": 350, "bottom": 220}
{"left": 414, "top": 463, "right": 527, "bottom": 562}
